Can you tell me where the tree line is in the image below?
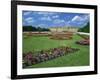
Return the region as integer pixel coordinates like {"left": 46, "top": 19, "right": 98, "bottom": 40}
{"left": 78, "top": 22, "right": 90, "bottom": 33}
{"left": 23, "top": 26, "right": 50, "bottom": 32}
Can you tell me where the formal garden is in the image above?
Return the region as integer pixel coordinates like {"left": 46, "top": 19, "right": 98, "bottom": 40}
{"left": 22, "top": 11, "right": 90, "bottom": 69}
{"left": 23, "top": 33, "right": 90, "bottom": 68}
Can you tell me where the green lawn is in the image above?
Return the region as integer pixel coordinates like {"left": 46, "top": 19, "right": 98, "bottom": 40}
{"left": 23, "top": 34, "right": 89, "bottom": 68}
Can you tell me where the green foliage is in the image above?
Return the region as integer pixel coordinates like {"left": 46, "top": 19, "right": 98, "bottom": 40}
{"left": 23, "top": 26, "right": 34, "bottom": 31}
{"left": 78, "top": 22, "right": 90, "bottom": 33}
{"left": 23, "top": 26, "right": 50, "bottom": 32}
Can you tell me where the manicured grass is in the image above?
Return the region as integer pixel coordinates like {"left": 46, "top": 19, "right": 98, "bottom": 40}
{"left": 23, "top": 34, "right": 89, "bottom": 68}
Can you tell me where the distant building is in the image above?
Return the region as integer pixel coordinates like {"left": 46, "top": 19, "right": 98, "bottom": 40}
{"left": 49, "top": 27, "right": 79, "bottom": 33}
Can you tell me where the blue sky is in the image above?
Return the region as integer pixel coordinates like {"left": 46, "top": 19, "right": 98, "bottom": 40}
{"left": 22, "top": 11, "right": 90, "bottom": 28}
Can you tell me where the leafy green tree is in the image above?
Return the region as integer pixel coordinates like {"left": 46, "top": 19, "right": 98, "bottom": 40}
{"left": 78, "top": 22, "right": 90, "bottom": 33}
{"left": 23, "top": 26, "right": 50, "bottom": 32}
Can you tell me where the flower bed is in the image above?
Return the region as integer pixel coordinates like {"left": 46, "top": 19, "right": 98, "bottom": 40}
{"left": 23, "top": 46, "right": 79, "bottom": 68}
{"left": 50, "top": 32, "right": 73, "bottom": 40}
{"left": 76, "top": 38, "right": 89, "bottom": 45}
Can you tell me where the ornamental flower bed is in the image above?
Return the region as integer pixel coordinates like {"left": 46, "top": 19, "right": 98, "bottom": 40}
{"left": 76, "top": 38, "right": 89, "bottom": 45}
{"left": 23, "top": 46, "right": 79, "bottom": 68}
{"left": 50, "top": 32, "right": 73, "bottom": 40}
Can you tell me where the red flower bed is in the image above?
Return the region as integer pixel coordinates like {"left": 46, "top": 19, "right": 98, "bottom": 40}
{"left": 76, "top": 38, "right": 89, "bottom": 45}
{"left": 23, "top": 46, "right": 79, "bottom": 68}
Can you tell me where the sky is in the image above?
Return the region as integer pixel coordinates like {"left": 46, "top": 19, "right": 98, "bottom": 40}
{"left": 22, "top": 11, "right": 90, "bottom": 28}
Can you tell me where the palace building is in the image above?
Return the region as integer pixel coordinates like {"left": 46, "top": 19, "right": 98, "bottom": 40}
{"left": 49, "top": 27, "right": 79, "bottom": 33}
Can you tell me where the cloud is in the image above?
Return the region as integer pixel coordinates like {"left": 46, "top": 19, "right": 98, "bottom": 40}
{"left": 71, "top": 15, "right": 89, "bottom": 22}
{"left": 40, "top": 16, "right": 52, "bottom": 21}
{"left": 23, "top": 12, "right": 32, "bottom": 16}
{"left": 52, "top": 15, "right": 59, "bottom": 18}
{"left": 36, "top": 11, "right": 57, "bottom": 17}
{"left": 71, "top": 16, "right": 81, "bottom": 22}
{"left": 37, "top": 12, "right": 55, "bottom": 15}
{"left": 67, "top": 15, "right": 89, "bottom": 27}
{"left": 83, "top": 15, "right": 89, "bottom": 20}
{"left": 25, "top": 17, "right": 35, "bottom": 23}
{"left": 37, "top": 24, "right": 48, "bottom": 27}
{"left": 53, "top": 19, "right": 65, "bottom": 24}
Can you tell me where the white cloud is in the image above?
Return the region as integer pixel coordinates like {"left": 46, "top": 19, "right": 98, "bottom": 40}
{"left": 37, "top": 12, "right": 48, "bottom": 15}
{"left": 25, "top": 17, "right": 35, "bottom": 23}
{"left": 40, "top": 16, "right": 52, "bottom": 21}
{"left": 38, "top": 24, "right": 47, "bottom": 27}
{"left": 23, "top": 12, "right": 32, "bottom": 16}
{"left": 37, "top": 12, "right": 55, "bottom": 15}
{"left": 53, "top": 19, "right": 65, "bottom": 24}
{"left": 71, "top": 15, "right": 89, "bottom": 22}
{"left": 66, "top": 15, "right": 89, "bottom": 27}
{"left": 71, "top": 16, "right": 81, "bottom": 22}
{"left": 52, "top": 15, "right": 59, "bottom": 18}
{"left": 83, "top": 15, "right": 89, "bottom": 20}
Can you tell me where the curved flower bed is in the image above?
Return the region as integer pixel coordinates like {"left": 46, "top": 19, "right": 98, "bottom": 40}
{"left": 76, "top": 38, "right": 89, "bottom": 45}
{"left": 23, "top": 46, "right": 79, "bottom": 68}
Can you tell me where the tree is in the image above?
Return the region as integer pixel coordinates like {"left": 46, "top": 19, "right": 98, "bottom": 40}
{"left": 23, "top": 26, "right": 33, "bottom": 31}
{"left": 78, "top": 22, "right": 90, "bottom": 33}
{"left": 23, "top": 26, "right": 50, "bottom": 32}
